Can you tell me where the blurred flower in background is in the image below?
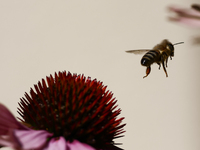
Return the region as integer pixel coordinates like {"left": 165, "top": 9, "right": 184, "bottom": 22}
{"left": 168, "top": 4, "right": 200, "bottom": 44}
{"left": 0, "top": 71, "right": 125, "bottom": 150}
{"left": 168, "top": 4, "right": 200, "bottom": 27}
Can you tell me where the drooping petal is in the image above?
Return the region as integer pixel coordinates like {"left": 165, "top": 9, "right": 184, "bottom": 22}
{"left": 0, "top": 103, "right": 26, "bottom": 135}
{"left": 66, "top": 140, "right": 96, "bottom": 150}
{"left": 13, "top": 129, "right": 53, "bottom": 150}
{"left": 0, "top": 104, "right": 53, "bottom": 150}
{"left": 0, "top": 130, "right": 20, "bottom": 148}
{"left": 0, "top": 103, "right": 27, "bottom": 148}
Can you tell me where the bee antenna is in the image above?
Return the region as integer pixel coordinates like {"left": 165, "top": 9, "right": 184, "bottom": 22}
{"left": 173, "top": 42, "right": 184, "bottom": 46}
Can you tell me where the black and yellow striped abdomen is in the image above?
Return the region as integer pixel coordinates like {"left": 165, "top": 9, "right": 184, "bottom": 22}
{"left": 141, "top": 50, "right": 160, "bottom": 66}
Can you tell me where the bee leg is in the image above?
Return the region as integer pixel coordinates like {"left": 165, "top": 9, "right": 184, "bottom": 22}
{"left": 170, "top": 56, "right": 172, "bottom": 60}
{"left": 143, "top": 66, "right": 151, "bottom": 78}
{"left": 157, "top": 63, "right": 161, "bottom": 69}
{"left": 166, "top": 57, "right": 168, "bottom": 68}
{"left": 161, "top": 60, "right": 168, "bottom": 77}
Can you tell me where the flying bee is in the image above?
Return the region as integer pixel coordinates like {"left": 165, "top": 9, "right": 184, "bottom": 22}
{"left": 126, "top": 39, "right": 184, "bottom": 78}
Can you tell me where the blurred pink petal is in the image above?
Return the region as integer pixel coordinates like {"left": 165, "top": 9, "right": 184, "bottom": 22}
{"left": 0, "top": 103, "right": 52, "bottom": 149}
{"left": 0, "top": 131, "right": 20, "bottom": 148}
{"left": 168, "top": 5, "right": 200, "bottom": 27}
{"left": 0, "top": 103, "right": 26, "bottom": 135}
{"left": 169, "top": 6, "right": 200, "bottom": 17}
{"left": 44, "top": 138, "right": 96, "bottom": 150}
{"left": 67, "top": 140, "right": 96, "bottom": 150}
{"left": 170, "top": 16, "right": 200, "bottom": 27}
{"left": 0, "top": 103, "right": 27, "bottom": 148}
{"left": 44, "top": 137, "right": 67, "bottom": 150}
{"left": 14, "top": 129, "right": 53, "bottom": 150}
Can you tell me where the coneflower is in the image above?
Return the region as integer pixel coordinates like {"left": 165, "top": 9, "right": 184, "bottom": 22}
{"left": 0, "top": 71, "right": 125, "bottom": 150}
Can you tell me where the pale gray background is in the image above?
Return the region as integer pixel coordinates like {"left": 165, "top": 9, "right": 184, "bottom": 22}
{"left": 0, "top": 0, "right": 200, "bottom": 150}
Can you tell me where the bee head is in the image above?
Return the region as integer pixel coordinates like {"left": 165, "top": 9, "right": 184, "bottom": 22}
{"left": 166, "top": 43, "right": 174, "bottom": 57}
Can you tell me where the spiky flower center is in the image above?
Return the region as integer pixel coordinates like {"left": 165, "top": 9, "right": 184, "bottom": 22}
{"left": 18, "top": 71, "right": 125, "bottom": 149}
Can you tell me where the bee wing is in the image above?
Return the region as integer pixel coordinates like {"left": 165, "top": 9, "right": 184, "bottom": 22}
{"left": 125, "top": 49, "right": 151, "bottom": 55}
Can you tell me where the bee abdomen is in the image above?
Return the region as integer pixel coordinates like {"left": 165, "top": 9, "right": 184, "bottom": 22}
{"left": 141, "top": 50, "right": 160, "bottom": 66}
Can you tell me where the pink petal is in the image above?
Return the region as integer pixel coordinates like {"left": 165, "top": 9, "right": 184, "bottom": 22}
{"left": 0, "top": 103, "right": 26, "bottom": 134}
{"left": 0, "top": 104, "right": 53, "bottom": 150}
{"left": 0, "top": 104, "right": 26, "bottom": 148}
{"left": 44, "top": 137, "right": 67, "bottom": 150}
{"left": 13, "top": 129, "right": 53, "bottom": 150}
{"left": 67, "top": 140, "right": 95, "bottom": 150}
{"left": 44, "top": 138, "right": 96, "bottom": 150}
{"left": 170, "top": 16, "right": 200, "bottom": 27}
{"left": 169, "top": 6, "right": 200, "bottom": 17}
{"left": 0, "top": 131, "right": 20, "bottom": 148}
{"left": 168, "top": 6, "right": 200, "bottom": 27}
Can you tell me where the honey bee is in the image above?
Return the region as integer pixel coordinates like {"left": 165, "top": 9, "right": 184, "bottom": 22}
{"left": 126, "top": 39, "right": 184, "bottom": 78}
